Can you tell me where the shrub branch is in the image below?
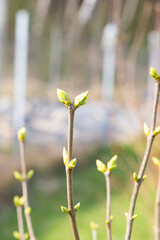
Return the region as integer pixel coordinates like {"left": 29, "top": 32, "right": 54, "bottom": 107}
{"left": 125, "top": 80, "right": 160, "bottom": 240}
{"left": 105, "top": 172, "right": 112, "bottom": 240}
{"left": 66, "top": 104, "right": 80, "bottom": 240}
{"left": 19, "top": 141, "right": 36, "bottom": 240}
{"left": 154, "top": 164, "right": 160, "bottom": 240}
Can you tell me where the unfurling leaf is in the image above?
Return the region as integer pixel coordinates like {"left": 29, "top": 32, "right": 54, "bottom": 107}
{"left": 13, "top": 171, "right": 23, "bottom": 182}
{"left": 57, "top": 89, "right": 71, "bottom": 106}
{"left": 68, "top": 158, "right": 77, "bottom": 169}
{"left": 107, "top": 155, "right": 118, "bottom": 172}
{"left": 27, "top": 169, "right": 34, "bottom": 180}
{"left": 143, "top": 123, "right": 150, "bottom": 136}
{"left": 61, "top": 206, "right": 70, "bottom": 214}
{"left": 96, "top": 159, "right": 106, "bottom": 173}
{"left": 150, "top": 67, "right": 160, "bottom": 80}
{"left": 74, "top": 202, "right": 80, "bottom": 211}
{"left": 63, "top": 147, "right": 68, "bottom": 165}
{"left": 153, "top": 126, "right": 160, "bottom": 136}
{"left": 74, "top": 91, "right": 89, "bottom": 108}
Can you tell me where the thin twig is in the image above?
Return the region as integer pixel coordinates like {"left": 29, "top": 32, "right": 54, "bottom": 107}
{"left": 105, "top": 171, "right": 112, "bottom": 240}
{"left": 154, "top": 165, "right": 160, "bottom": 240}
{"left": 92, "top": 229, "right": 97, "bottom": 240}
{"left": 66, "top": 104, "right": 80, "bottom": 240}
{"left": 125, "top": 81, "right": 160, "bottom": 240}
{"left": 19, "top": 141, "right": 36, "bottom": 240}
{"left": 16, "top": 206, "right": 24, "bottom": 240}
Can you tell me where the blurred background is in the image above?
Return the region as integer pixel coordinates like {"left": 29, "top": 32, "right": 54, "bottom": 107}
{"left": 1, "top": 0, "right": 160, "bottom": 239}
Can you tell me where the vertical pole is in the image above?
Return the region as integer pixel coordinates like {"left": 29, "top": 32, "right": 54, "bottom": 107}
{"left": 49, "top": 27, "right": 62, "bottom": 86}
{"left": 147, "top": 31, "right": 160, "bottom": 101}
{"left": 13, "top": 10, "right": 29, "bottom": 132}
{"left": 101, "top": 23, "right": 118, "bottom": 101}
{"left": 0, "top": 0, "right": 8, "bottom": 81}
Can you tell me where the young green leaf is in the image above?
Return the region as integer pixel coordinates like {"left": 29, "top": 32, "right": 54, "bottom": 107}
{"left": 96, "top": 159, "right": 106, "bottom": 173}
{"left": 143, "top": 123, "right": 150, "bottom": 136}
{"left": 74, "top": 91, "right": 89, "bottom": 108}
{"left": 57, "top": 89, "right": 71, "bottom": 106}
{"left": 63, "top": 147, "right": 68, "bottom": 165}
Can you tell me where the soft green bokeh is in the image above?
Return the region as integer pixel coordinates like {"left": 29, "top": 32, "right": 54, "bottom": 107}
{"left": 0, "top": 142, "right": 157, "bottom": 239}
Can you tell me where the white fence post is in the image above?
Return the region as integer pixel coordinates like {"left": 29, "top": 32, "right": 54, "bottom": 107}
{"left": 13, "top": 10, "right": 29, "bottom": 132}
{"left": 101, "top": 23, "right": 118, "bottom": 101}
{"left": 147, "top": 30, "right": 160, "bottom": 101}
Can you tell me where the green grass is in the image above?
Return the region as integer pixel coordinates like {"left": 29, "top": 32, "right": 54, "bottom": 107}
{"left": 0, "top": 141, "right": 158, "bottom": 239}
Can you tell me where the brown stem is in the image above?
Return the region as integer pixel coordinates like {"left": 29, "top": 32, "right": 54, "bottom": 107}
{"left": 16, "top": 206, "right": 24, "bottom": 240}
{"left": 66, "top": 104, "right": 80, "bottom": 240}
{"left": 154, "top": 165, "right": 160, "bottom": 240}
{"left": 105, "top": 172, "right": 112, "bottom": 240}
{"left": 19, "top": 141, "right": 36, "bottom": 240}
{"left": 125, "top": 81, "right": 160, "bottom": 240}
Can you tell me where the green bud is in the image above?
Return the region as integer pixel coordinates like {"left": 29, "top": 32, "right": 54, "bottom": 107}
{"left": 152, "top": 157, "right": 160, "bottom": 166}
{"left": 13, "top": 231, "right": 20, "bottom": 239}
{"left": 19, "top": 196, "right": 25, "bottom": 206}
{"left": 143, "top": 123, "right": 150, "bottom": 136}
{"left": 133, "top": 172, "right": 139, "bottom": 182}
{"left": 68, "top": 158, "right": 77, "bottom": 169}
{"left": 74, "top": 202, "right": 80, "bottom": 211}
{"left": 74, "top": 91, "right": 89, "bottom": 108}
{"left": 24, "top": 233, "right": 29, "bottom": 240}
{"left": 61, "top": 206, "right": 70, "bottom": 214}
{"left": 153, "top": 126, "right": 160, "bottom": 136}
{"left": 27, "top": 169, "right": 34, "bottom": 180}
{"left": 13, "top": 196, "right": 20, "bottom": 207}
{"left": 96, "top": 159, "right": 106, "bottom": 173}
{"left": 90, "top": 221, "right": 99, "bottom": 230}
{"left": 142, "top": 175, "right": 147, "bottom": 181}
{"left": 57, "top": 89, "right": 71, "bottom": 106}
{"left": 125, "top": 212, "right": 128, "bottom": 218}
{"left": 110, "top": 215, "right": 113, "bottom": 221}
{"left": 107, "top": 155, "right": 117, "bottom": 172}
{"left": 25, "top": 207, "right": 31, "bottom": 215}
{"left": 13, "top": 196, "right": 25, "bottom": 207}
{"left": 13, "top": 171, "right": 23, "bottom": 182}
{"left": 105, "top": 220, "right": 109, "bottom": 224}
{"left": 17, "top": 127, "right": 26, "bottom": 142}
{"left": 150, "top": 67, "right": 160, "bottom": 80}
{"left": 63, "top": 147, "right": 68, "bottom": 165}
{"left": 132, "top": 214, "right": 138, "bottom": 220}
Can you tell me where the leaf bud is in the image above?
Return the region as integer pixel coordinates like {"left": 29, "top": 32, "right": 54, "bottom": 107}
{"left": 13, "top": 231, "right": 20, "bottom": 239}
{"left": 68, "top": 158, "right": 77, "bottom": 169}
{"left": 63, "top": 147, "right": 68, "bottom": 165}
{"left": 107, "top": 155, "right": 118, "bottom": 172}
{"left": 25, "top": 207, "right": 31, "bottom": 215}
{"left": 90, "top": 221, "right": 99, "bottom": 230}
{"left": 74, "top": 91, "right": 89, "bottom": 108}
{"left": 24, "top": 233, "right": 29, "bottom": 240}
{"left": 133, "top": 172, "right": 139, "bottom": 182}
{"left": 96, "top": 159, "right": 106, "bottom": 173}
{"left": 152, "top": 157, "right": 160, "bottom": 166}
{"left": 74, "top": 202, "right": 80, "bottom": 211}
{"left": 17, "top": 127, "right": 27, "bottom": 142}
{"left": 153, "top": 126, "right": 160, "bottom": 136}
{"left": 150, "top": 67, "right": 160, "bottom": 80}
{"left": 27, "top": 169, "right": 34, "bottom": 180}
{"left": 143, "top": 123, "right": 150, "bottom": 136}
{"left": 13, "top": 171, "right": 23, "bottom": 182}
{"left": 132, "top": 214, "right": 138, "bottom": 220}
{"left": 57, "top": 89, "right": 71, "bottom": 106}
{"left": 13, "top": 196, "right": 24, "bottom": 207}
{"left": 61, "top": 206, "right": 70, "bottom": 214}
